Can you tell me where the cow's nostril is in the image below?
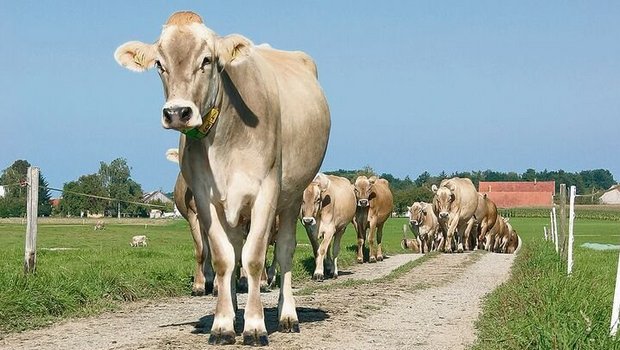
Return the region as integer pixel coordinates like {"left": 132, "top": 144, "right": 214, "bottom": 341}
{"left": 180, "top": 107, "right": 192, "bottom": 121}
{"left": 163, "top": 108, "right": 173, "bottom": 123}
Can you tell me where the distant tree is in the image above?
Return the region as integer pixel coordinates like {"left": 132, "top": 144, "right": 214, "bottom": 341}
{"left": 60, "top": 174, "right": 107, "bottom": 216}
{"left": 98, "top": 158, "right": 144, "bottom": 216}
{"left": 356, "top": 165, "right": 376, "bottom": 178}
{"left": 414, "top": 171, "right": 431, "bottom": 187}
{"left": 0, "top": 160, "right": 52, "bottom": 217}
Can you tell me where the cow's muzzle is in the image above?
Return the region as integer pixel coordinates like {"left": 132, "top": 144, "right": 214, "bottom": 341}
{"left": 410, "top": 220, "right": 419, "bottom": 226}
{"left": 358, "top": 199, "right": 369, "bottom": 207}
{"left": 163, "top": 106, "right": 192, "bottom": 125}
{"left": 439, "top": 212, "right": 449, "bottom": 219}
{"left": 302, "top": 217, "right": 316, "bottom": 226}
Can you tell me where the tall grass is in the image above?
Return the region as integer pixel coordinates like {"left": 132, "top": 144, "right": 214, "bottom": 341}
{"left": 0, "top": 217, "right": 414, "bottom": 334}
{"left": 473, "top": 218, "right": 620, "bottom": 349}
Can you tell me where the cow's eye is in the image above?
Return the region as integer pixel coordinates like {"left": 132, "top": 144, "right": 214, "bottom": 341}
{"left": 155, "top": 60, "right": 165, "bottom": 73}
{"left": 200, "top": 56, "right": 212, "bottom": 71}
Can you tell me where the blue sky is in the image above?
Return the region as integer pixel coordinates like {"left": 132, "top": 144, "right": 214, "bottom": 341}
{"left": 1, "top": 1, "right": 618, "bottom": 192}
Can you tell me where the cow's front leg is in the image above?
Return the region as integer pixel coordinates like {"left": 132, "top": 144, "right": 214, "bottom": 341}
{"left": 276, "top": 206, "right": 301, "bottom": 333}
{"left": 462, "top": 217, "right": 476, "bottom": 252}
{"left": 353, "top": 218, "right": 365, "bottom": 263}
{"left": 204, "top": 204, "right": 237, "bottom": 345}
{"left": 313, "top": 225, "right": 336, "bottom": 281}
{"left": 242, "top": 183, "right": 278, "bottom": 346}
{"left": 445, "top": 216, "right": 459, "bottom": 253}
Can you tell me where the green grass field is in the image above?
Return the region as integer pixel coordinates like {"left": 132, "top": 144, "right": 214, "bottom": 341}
{"left": 0, "top": 217, "right": 413, "bottom": 334}
{"left": 473, "top": 217, "right": 620, "bottom": 349}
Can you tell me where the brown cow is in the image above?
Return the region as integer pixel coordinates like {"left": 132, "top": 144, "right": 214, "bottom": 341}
{"left": 432, "top": 177, "right": 479, "bottom": 253}
{"left": 406, "top": 202, "right": 440, "bottom": 253}
{"left": 300, "top": 173, "right": 356, "bottom": 281}
{"left": 352, "top": 176, "right": 394, "bottom": 263}
{"left": 473, "top": 193, "right": 499, "bottom": 251}
{"left": 116, "top": 11, "right": 330, "bottom": 345}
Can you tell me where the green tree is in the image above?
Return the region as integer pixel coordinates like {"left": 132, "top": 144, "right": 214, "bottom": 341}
{"left": 0, "top": 160, "right": 52, "bottom": 217}
{"left": 98, "top": 158, "right": 144, "bottom": 216}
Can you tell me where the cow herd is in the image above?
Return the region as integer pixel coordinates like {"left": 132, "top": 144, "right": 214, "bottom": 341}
{"left": 115, "top": 10, "right": 520, "bottom": 346}
{"left": 404, "top": 177, "right": 522, "bottom": 255}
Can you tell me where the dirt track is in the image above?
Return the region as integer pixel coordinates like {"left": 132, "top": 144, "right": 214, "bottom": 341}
{"left": 0, "top": 252, "right": 515, "bottom": 350}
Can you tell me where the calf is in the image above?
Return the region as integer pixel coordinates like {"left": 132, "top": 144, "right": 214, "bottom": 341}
{"left": 406, "top": 202, "right": 439, "bottom": 253}
{"left": 300, "top": 173, "right": 356, "bottom": 281}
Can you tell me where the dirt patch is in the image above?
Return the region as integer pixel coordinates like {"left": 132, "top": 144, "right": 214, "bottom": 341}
{"left": 0, "top": 252, "right": 514, "bottom": 350}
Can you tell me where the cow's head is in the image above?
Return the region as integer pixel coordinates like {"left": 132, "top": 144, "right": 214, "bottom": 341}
{"left": 408, "top": 202, "right": 426, "bottom": 227}
{"left": 353, "top": 176, "right": 377, "bottom": 208}
{"left": 114, "top": 11, "right": 265, "bottom": 134}
{"left": 432, "top": 184, "right": 454, "bottom": 220}
{"left": 300, "top": 174, "right": 330, "bottom": 226}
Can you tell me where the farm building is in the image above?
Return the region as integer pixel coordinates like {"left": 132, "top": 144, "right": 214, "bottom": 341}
{"left": 478, "top": 180, "right": 555, "bottom": 208}
{"left": 600, "top": 185, "right": 620, "bottom": 204}
{"left": 142, "top": 190, "right": 173, "bottom": 205}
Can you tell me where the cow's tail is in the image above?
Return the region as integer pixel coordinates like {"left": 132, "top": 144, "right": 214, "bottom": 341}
{"left": 514, "top": 235, "right": 523, "bottom": 254}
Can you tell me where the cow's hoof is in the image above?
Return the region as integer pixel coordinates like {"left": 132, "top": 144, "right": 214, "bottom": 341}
{"left": 205, "top": 281, "right": 214, "bottom": 295}
{"left": 279, "top": 319, "right": 300, "bottom": 333}
{"left": 208, "top": 331, "right": 236, "bottom": 345}
{"left": 333, "top": 273, "right": 338, "bottom": 279}
{"left": 312, "top": 273, "right": 324, "bottom": 282}
{"left": 260, "top": 282, "right": 270, "bottom": 293}
{"left": 356, "top": 258, "right": 364, "bottom": 264}
{"left": 369, "top": 256, "right": 377, "bottom": 263}
{"left": 243, "top": 331, "right": 269, "bottom": 346}
{"left": 191, "top": 289, "right": 205, "bottom": 297}
{"left": 376, "top": 255, "right": 384, "bottom": 262}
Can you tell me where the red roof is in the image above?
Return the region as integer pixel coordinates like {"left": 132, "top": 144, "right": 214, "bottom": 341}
{"left": 478, "top": 181, "right": 555, "bottom": 208}
{"left": 478, "top": 181, "right": 555, "bottom": 195}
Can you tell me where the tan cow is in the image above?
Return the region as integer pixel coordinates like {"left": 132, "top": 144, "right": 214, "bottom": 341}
{"left": 432, "top": 177, "right": 479, "bottom": 253}
{"left": 300, "top": 173, "right": 356, "bottom": 281}
{"left": 505, "top": 224, "right": 522, "bottom": 254}
{"left": 352, "top": 176, "right": 394, "bottom": 263}
{"left": 473, "top": 193, "right": 499, "bottom": 251}
{"left": 406, "top": 202, "right": 440, "bottom": 253}
{"left": 115, "top": 11, "right": 330, "bottom": 346}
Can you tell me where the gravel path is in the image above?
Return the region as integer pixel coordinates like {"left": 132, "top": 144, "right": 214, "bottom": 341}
{"left": 0, "top": 251, "right": 515, "bottom": 350}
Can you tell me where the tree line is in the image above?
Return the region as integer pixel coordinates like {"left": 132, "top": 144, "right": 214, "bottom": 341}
{"left": 325, "top": 167, "right": 617, "bottom": 215}
{"left": 0, "top": 158, "right": 149, "bottom": 218}
{"left": 0, "top": 159, "right": 616, "bottom": 218}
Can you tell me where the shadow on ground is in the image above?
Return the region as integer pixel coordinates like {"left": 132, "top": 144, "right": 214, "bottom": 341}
{"left": 193, "top": 307, "right": 329, "bottom": 335}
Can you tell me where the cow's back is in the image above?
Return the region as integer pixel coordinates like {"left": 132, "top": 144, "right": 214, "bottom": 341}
{"left": 325, "top": 175, "right": 356, "bottom": 229}
{"left": 442, "top": 177, "right": 478, "bottom": 218}
{"left": 370, "top": 179, "right": 393, "bottom": 222}
{"left": 257, "top": 47, "right": 330, "bottom": 208}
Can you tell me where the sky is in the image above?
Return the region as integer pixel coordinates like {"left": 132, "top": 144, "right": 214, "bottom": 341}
{"left": 1, "top": 1, "right": 618, "bottom": 192}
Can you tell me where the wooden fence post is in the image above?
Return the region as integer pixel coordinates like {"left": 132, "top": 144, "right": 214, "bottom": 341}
{"left": 559, "top": 184, "right": 567, "bottom": 259}
{"left": 567, "top": 185, "right": 576, "bottom": 275}
{"left": 24, "top": 166, "right": 39, "bottom": 274}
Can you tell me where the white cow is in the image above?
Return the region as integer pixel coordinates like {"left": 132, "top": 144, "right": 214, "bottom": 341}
{"left": 130, "top": 235, "right": 148, "bottom": 247}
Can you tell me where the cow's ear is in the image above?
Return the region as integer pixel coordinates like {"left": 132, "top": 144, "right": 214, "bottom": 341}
{"left": 315, "top": 173, "right": 330, "bottom": 193}
{"left": 431, "top": 184, "right": 438, "bottom": 193}
{"left": 217, "top": 34, "right": 272, "bottom": 119}
{"left": 114, "top": 41, "right": 157, "bottom": 72}
{"left": 165, "top": 148, "right": 179, "bottom": 164}
{"left": 406, "top": 206, "right": 411, "bottom": 211}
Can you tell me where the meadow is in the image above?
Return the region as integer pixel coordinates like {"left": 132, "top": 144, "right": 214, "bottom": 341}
{"left": 473, "top": 216, "right": 620, "bottom": 349}
{"left": 0, "top": 217, "right": 413, "bottom": 334}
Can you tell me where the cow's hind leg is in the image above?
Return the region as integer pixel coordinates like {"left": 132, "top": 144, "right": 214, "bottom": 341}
{"left": 188, "top": 211, "right": 208, "bottom": 296}
{"left": 331, "top": 228, "right": 345, "bottom": 278}
{"left": 376, "top": 222, "right": 385, "bottom": 261}
{"left": 276, "top": 205, "right": 301, "bottom": 333}
{"left": 368, "top": 220, "right": 378, "bottom": 263}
